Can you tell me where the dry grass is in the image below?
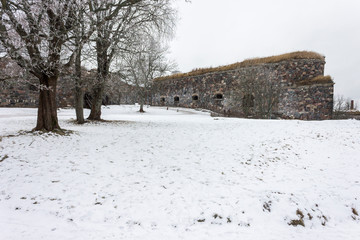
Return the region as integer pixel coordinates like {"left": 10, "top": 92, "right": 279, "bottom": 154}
{"left": 154, "top": 51, "right": 324, "bottom": 82}
{"left": 297, "top": 75, "right": 334, "bottom": 86}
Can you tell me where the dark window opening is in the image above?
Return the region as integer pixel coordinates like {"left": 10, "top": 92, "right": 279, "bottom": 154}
{"left": 160, "top": 97, "right": 166, "bottom": 102}
{"left": 174, "top": 96, "right": 179, "bottom": 102}
{"left": 192, "top": 95, "right": 199, "bottom": 101}
{"left": 215, "top": 93, "right": 223, "bottom": 100}
{"left": 243, "top": 94, "right": 255, "bottom": 107}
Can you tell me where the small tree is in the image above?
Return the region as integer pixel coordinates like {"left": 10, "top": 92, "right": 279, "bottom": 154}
{"left": 231, "top": 71, "right": 280, "bottom": 119}
{"left": 119, "top": 34, "right": 175, "bottom": 112}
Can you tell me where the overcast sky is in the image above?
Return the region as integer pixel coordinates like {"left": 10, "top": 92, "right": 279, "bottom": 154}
{"left": 169, "top": 0, "right": 360, "bottom": 102}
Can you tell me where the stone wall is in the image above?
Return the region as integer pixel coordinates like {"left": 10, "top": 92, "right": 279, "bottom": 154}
{"left": 279, "top": 84, "right": 334, "bottom": 120}
{"left": 152, "top": 58, "right": 334, "bottom": 120}
{"left": 0, "top": 80, "right": 39, "bottom": 107}
{"left": 0, "top": 63, "right": 140, "bottom": 108}
{"left": 0, "top": 54, "right": 334, "bottom": 119}
{"left": 0, "top": 76, "right": 76, "bottom": 108}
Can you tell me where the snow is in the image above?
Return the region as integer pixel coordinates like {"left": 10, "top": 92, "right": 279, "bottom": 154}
{"left": 0, "top": 105, "right": 359, "bottom": 240}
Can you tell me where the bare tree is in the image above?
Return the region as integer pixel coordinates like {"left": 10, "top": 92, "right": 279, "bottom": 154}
{"left": 333, "top": 95, "right": 355, "bottom": 119}
{"left": 333, "top": 95, "right": 346, "bottom": 112}
{"left": 231, "top": 71, "right": 280, "bottom": 119}
{"left": 86, "top": 0, "right": 176, "bottom": 120}
{"left": 0, "top": 57, "right": 25, "bottom": 81}
{"left": 66, "top": 1, "right": 96, "bottom": 124}
{"left": 119, "top": 34, "right": 175, "bottom": 112}
{"left": 253, "top": 77, "right": 280, "bottom": 119}
{"left": 0, "top": 0, "right": 77, "bottom": 131}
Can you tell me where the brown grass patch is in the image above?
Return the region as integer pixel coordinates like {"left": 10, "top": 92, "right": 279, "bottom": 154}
{"left": 288, "top": 209, "right": 306, "bottom": 227}
{"left": 154, "top": 51, "right": 324, "bottom": 82}
{"left": 0, "top": 154, "right": 9, "bottom": 163}
{"left": 353, "top": 208, "right": 359, "bottom": 216}
{"left": 297, "top": 75, "right": 334, "bottom": 86}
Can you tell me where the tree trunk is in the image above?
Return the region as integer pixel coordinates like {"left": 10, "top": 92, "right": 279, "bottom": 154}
{"left": 88, "top": 83, "right": 104, "bottom": 120}
{"left": 74, "top": 40, "right": 85, "bottom": 124}
{"left": 35, "top": 75, "right": 60, "bottom": 131}
{"left": 139, "top": 103, "right": 144, "bottom": 113}
{"left": 139, "top": 91, "right": 145, "bottom": 113}
{"left": 75, "top": 86, "right": 85, "bottom": 123}
{"left": 88, "top": 40, "right": 108, "bottom": 121}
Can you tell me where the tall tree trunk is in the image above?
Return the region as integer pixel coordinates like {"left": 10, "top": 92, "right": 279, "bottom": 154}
{"left": 75, "top": 85, "right": 85, "bottom": 123}
{"left": 35, "top": 75, "right": 60, "bottom": 131}
{"left": 88, "top": 42, "right": 108, "bottom": 120}
{"left": 74, "top": 40, "right": 85, "bottom": 124}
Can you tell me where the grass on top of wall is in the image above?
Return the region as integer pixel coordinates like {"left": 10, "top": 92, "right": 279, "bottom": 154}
{"left": 154, "top": 51, "right": 325, "bottom": 82}
{"left": 297, "top": 75, "right": 334, "bottom": 86}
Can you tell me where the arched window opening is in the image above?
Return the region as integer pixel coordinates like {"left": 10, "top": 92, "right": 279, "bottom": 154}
{"left": 174, "top": 96, "right": 179, "bottom": 102}
{"left": 192, "top": 95, "right": 199, "bottom": 101}
{"left": 243, "top": 94, "right": 255, "bottom": 107}
{"left": 215, "top": 93, "right": 223, "bottom": 100}
{"left": 160, "top": 97, "right": 166, "bottom": 102}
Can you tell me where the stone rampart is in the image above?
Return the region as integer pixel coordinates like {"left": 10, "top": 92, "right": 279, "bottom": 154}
{"left": 152, "top": 55, "right": 334, "bottom": 120}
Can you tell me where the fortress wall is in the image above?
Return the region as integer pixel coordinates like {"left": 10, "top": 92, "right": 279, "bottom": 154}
{"left": 0, "top": 76, "right": 75, "bottom": 108}
{"left": 0, "top": 81, "right": 39, "bottom": 107}
{"left": 0, "top": 72, "right": 135, "bottom": 108}
{"left": 280, "top": 84, "right": 334, "bottom": 120}
{"left": 0, "top": 54, "right": 333, "bottom": 120}
{"left": 152, "top": 59, "right": 331, "bottom": 119}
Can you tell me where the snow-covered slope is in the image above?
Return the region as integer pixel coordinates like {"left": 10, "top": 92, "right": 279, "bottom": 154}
{"left": 0, "top": 105, "right": 359, "bottom": 240}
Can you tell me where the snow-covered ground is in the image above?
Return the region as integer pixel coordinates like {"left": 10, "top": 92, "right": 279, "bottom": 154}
{"left": 0, "top": 105, "right": 359, "bottom": 240}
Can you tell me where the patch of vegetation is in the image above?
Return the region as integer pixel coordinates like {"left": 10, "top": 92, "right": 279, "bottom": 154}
{"left": 196, "top": 213, "right": 237, "bottom": 225}
{"left": 297, "top": 75, "right": 334, "bottom": 86}
{"left": 289, "top": 219, "right": 305, "bottom": 227}
{"left": 319, "top": 215, "right": 328, "bottom": 226}
{"left": 238, "top": 222, "right": 251, "bottom": 227}
{"left": 0, "top": 155, "right": 9, "bottom": 163}
{"left": 154, "top": 51, "right": 324, "bottom": 82}
{"left": 32, "top": 129, "right": 74, "bottom": 136}
{"left": 213, "top": 213, "right": 223, "bottom": 219}
{"left": 351, "top": 207, "right": 359, "bottom": 220}
{"left": 288, "top": 209, "right": 305, "bottom": 227}
{"left": 263, "top": 201, "right": 272, "bottom": 212}
{"left": 1, "top": 129, "right": 74, "bottom": 139}
{"left": 352, "top": 208, "right": 359, "bottom": 216}
{"left": 68, "top": 119, "right": 132, "bottom": 126}
{"left": 288, "top": 205, "right": 330, "bottom": 227}
{"left": 296, "top": 209, "right": 305, "bottom": 219}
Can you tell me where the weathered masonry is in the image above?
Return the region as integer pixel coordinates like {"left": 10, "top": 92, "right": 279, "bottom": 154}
{"left": 152, "top": 51, "right": 334, "bottom": 120}
{"left": 0, "top": 57, "right": 138, "bottom": 108}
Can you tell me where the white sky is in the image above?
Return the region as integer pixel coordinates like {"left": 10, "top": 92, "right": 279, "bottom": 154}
{"left": 169, "top": 0, "right": 360, "bottom": 101}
